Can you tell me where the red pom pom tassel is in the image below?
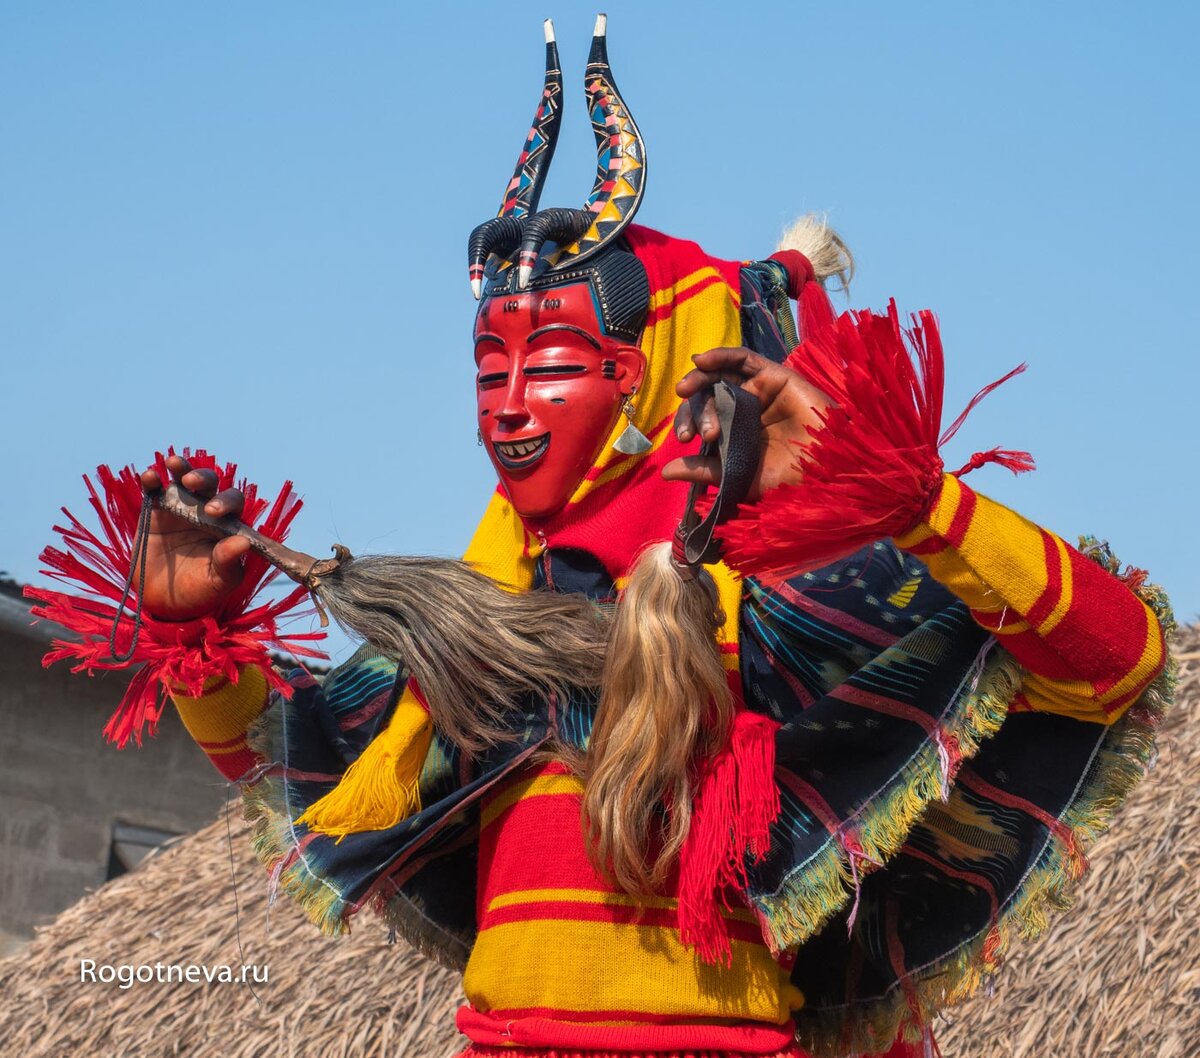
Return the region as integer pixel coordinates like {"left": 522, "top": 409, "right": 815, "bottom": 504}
{"left": 24, "top": 450, "right": 327, "bottom": 747}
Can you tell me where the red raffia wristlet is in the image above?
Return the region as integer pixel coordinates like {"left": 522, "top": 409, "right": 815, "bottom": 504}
{"left": 24, "top": 450, "right": 326, "bottom": 748}
{"left": 719, "top": 300, "right": 1033, "bottom": 580}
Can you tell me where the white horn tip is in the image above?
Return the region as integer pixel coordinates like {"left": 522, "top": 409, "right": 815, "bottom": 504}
{"left": 518, "top": 264, "right": 533, "bottom": 290}
{"left": 593, "top": 13, "right": 607, "bottom": 37}
{"left": 543, "top": 19, "right": 555, "bottom": 44}
{"left": 471, "top": 278, "right": 482, "bottom": 300}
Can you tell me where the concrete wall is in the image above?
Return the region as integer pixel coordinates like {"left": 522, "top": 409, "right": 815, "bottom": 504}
{"left": 0, "top": 619, "right": 229, "bottom": 951}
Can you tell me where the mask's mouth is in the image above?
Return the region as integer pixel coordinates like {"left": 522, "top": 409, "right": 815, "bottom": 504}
{"left": 493, "top": 432, "right": 551, "bottom": 470}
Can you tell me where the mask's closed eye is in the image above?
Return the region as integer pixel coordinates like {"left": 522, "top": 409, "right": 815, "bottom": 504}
{"left": 524, "top": 364, "right": 587, "bottom": 377}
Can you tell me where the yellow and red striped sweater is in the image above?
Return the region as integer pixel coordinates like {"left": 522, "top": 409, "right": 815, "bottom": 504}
{"left": 458, "top": 759, "right": 802, "bottom": 1053}
{"left": 894, "top": 475, "right": 1165, "bottom": 725}
{"left": 170, "top": 477, "right": 1164, "bottom": 1055}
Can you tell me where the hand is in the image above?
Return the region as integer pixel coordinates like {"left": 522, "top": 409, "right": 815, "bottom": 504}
{"left": 662, "top": 348, "right": 829, "bottom": 503}
{"left": 136, "top": 454, "right": 250, "bottom": 620}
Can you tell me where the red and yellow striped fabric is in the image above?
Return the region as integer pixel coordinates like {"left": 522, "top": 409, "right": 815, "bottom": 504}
{"left": 894, "top": 473, "right": 1166, "bottom": 724}
{"left": 170, "top": 666, "right": 270, "bottom": 781}
{"left": 458, "top": 759, "right": 802, "bottom": 1055}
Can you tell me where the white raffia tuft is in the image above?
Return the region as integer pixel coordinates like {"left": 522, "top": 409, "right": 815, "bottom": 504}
{"left": 776, "top": 212, "right": 855, "bottom": 295}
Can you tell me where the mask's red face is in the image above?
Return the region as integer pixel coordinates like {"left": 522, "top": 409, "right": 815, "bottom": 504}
{"left": 475, "top": 281, "right": 646, "bottom": 520}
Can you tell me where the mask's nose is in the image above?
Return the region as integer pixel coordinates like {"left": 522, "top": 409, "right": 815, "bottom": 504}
{"left": 494, "top": 371, "right": 531, "bottom": 431}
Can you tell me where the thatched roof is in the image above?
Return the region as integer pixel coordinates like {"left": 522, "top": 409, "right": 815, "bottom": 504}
{"left": 2, "top": 628, "right": 1196, "bottom": 1058}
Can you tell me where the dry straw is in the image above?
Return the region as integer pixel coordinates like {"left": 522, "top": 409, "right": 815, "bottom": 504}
{"left": 1, "top": 627, "right": 1196, "bottom": 1057}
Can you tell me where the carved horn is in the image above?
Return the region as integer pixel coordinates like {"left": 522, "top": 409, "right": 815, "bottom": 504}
{"left": 468, "top": 20, "right": 565, "bottom": 299}
{"left": 500, "top": 20, "right": 564, "bottom": 220}
{"left": 517, "top": 13, "right": 647, "bottom": 288}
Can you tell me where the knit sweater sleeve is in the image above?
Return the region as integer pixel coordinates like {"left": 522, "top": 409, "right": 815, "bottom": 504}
{"left": 169, "top": 665, "right": 271, "bottom": 781}
{"left": 893, "top": 473, "right": 1167, "bottom": 724}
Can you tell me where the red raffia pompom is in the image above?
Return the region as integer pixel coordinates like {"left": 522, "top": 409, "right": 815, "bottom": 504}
{"left": 23, "top": 449, "right": 327, "bottom": 748}
{"left": 719, "top": 300, "right": 1033, "bottom": 581}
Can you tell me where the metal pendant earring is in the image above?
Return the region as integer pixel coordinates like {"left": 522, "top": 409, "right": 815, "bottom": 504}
{"left": 612, "top": 387, "right": 653, "bottom": 455}
{"left": 477, "top": 428, "right": 484, "bottom": 447}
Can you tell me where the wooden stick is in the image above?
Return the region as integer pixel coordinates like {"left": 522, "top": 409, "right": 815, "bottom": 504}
{"left": 151, "top": 483, "right": 349, "bottom": 625}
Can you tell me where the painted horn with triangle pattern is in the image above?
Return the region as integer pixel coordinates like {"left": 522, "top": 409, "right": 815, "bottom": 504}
{"left": 467, "top": 14, "right": 648, "bottom": 296}
{"left": 467, "top": 19, "right": 565, "bottom": 298}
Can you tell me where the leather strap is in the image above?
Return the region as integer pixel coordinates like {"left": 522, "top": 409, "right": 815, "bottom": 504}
{"left": 675, "top": 380, "right": 761, "bottom": 567}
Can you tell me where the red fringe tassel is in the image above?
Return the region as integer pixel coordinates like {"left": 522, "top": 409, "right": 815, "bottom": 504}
{"left": 719, "top": 301, "right": 1033, "bottom": 581}
{"left": 24, "top": 450, "right": 326, "bottom": 747}
{"left": 677, "top": 709, "right": 780, "bottom": 966}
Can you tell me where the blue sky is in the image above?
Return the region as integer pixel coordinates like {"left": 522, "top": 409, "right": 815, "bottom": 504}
{"left": 3, "top": 2, "right": 1197, "bottom": 664}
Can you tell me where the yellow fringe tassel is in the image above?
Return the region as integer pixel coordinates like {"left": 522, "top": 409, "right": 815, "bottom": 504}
{"left": 295, "top": 686, "right": 432, "bottom": 842}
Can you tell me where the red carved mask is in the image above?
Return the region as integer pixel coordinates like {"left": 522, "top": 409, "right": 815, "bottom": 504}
{"left": 475, "top": 280, "right": 646, "bottom": 520}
